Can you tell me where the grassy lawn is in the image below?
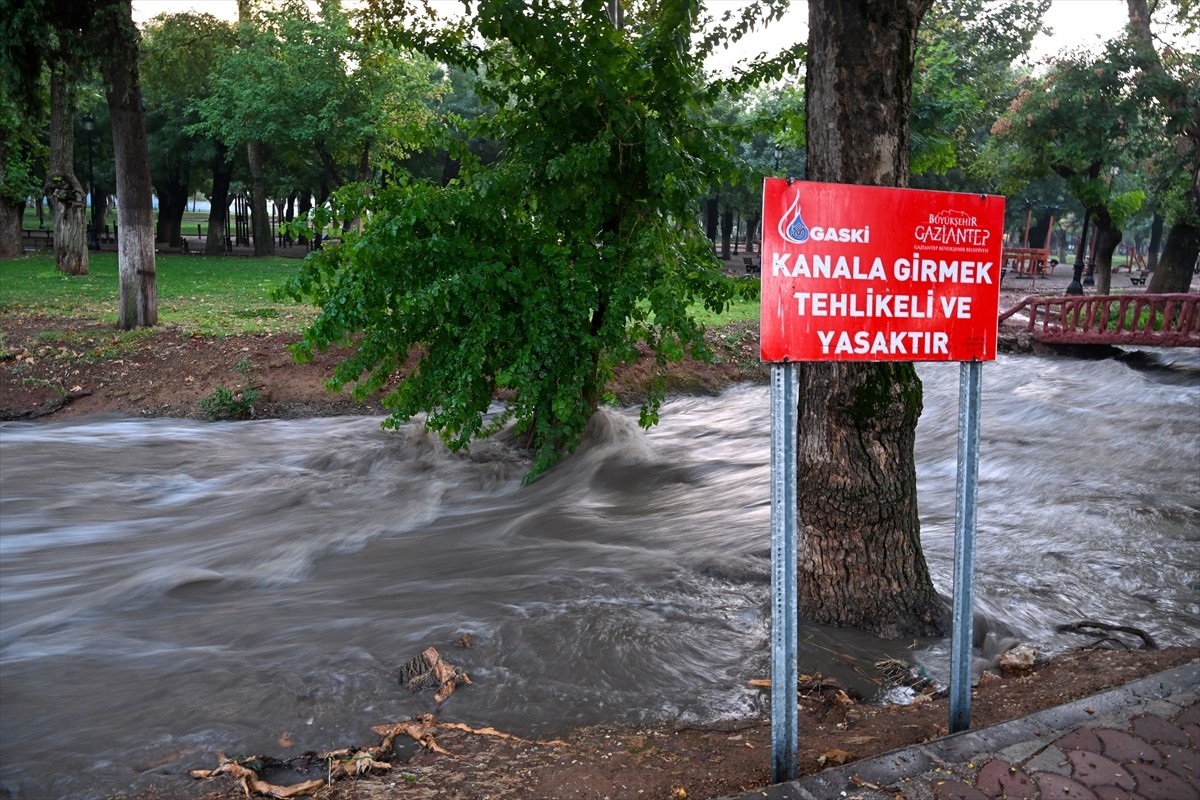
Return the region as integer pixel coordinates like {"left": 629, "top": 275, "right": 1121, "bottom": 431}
{"left": 0, "top": 252, "right": 317, "bottom": 335}
{"left": 1, "top": 252, "right": 762, "bottom": 336}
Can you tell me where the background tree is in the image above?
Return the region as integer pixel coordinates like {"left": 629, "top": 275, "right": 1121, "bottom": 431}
{"left": 3, "top": 0, "right": 157, "bottom": 324}
{"left": 140, "top": 12, "right": 237, "bottom": 250}
{"left": 795, "top": 0, "right": 945, "bottom": 639}
{"left": 95, "top": 0, "right": 157, "bottom": 328}
{"left": 44, "top": 66, "right": 89, "bottom": 274}
{"left": 1126, "top": 0, "right": 1200, "bottom": 293}
{"left": 1, "top": 0, "right": 93, "bottom": 273}
{"left": 195, "top": 0, "right": 437, "bottom": 249}
{"left": 911, "top": 0, "right": 1048, "bottom": 186}
{"left": 982, "top": 38, "right": 1150, "bottom": 295}
{"left": 0, "top": 80, "right": 46, "bottom": 260}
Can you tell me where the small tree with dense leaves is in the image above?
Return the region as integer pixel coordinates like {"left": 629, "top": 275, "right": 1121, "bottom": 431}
{"left": 280, "top": 0, "right": 790, "bottom": 479}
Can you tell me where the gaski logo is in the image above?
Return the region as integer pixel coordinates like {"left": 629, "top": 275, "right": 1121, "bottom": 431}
{"left": 778, "top": 188, "right": 869, "bottom": 245}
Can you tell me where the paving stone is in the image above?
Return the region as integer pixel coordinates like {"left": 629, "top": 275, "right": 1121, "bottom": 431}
{"left": 975, "top": 759, "right": 1036, "bottom": 799}
{"left": 929, "top": 778, "right": 989, "bottom": 800}
{"left": 1096, "top": 729, "right": 1163, "bottom": 766}
{"left": 1180, "top": 723, "right": 1200, "bottom": 750}
{"left": 1130, "top": 714, "right": 1192, "bottom": 747}
{"left": 1025, "top": 744, "right": 1072, "bottom": 776}
{"left": 1034, "top": 772, "right": 1099, "bottom": 799}
{"left": 1066, "top": 750, "right": 1136, "bottom": 792}
{"left": 1057, "top": 728, "right": 1105, "bottom": 752}
{"left": 1125, "top": 761, "right": 1196, "bottom": 800}
{"left": 1173, "top": 702, "right": 1200, "bottom": 728}
{"left": 1153, "top": 741, "right": 1199, "bottom": 781}
{"left": 1091, "top": 786, "right": 1136, "bottom": 800}
{"left": 997, "top": 739, "right": 1049, "bottom": 763}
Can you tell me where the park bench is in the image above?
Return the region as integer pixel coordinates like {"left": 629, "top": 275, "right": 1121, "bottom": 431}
{"left": 1129, "top": 272, "right": 1148, "bottom": 286}
{"left": 21, "top": 229, "right": 53, "bottom": 249}
{"left": 743, "top": 255, "right": 760, "bottom": 274}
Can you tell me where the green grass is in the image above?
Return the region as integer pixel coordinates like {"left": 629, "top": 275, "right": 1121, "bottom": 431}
{"left": 0, "top": 252, "right": 317, "bottom": 335}
{"left": 1, "top": 253, "right": 764, "bottom": 338}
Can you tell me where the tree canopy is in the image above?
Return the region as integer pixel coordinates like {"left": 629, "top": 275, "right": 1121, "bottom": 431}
{"left": 281, "top": 0, "right": 785, "bottom": 478}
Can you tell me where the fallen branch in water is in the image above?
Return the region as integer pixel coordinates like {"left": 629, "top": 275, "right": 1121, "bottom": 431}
{"left": 1057, "top": 620, "right": 1158, "bottom": 650}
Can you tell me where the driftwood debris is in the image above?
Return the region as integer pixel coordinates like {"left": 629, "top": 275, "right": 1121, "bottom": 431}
{"left": 1057, "top": 620, "right": 1159, "bottom": 651}
{"left": 191, "top": 714, "right": 564, "bottom": 798}
{"left": 190, "top": 755, "right": 329, "bottom": 799}
{"left": 397, "top": 646, "right": 472, "bottom": 703}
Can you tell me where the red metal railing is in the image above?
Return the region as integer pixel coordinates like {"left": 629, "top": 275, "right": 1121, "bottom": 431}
{"left": 998, "top": 293, "right": 1200, "bottom": 348}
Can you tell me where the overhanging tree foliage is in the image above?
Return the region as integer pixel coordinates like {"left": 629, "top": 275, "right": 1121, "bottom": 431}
{"left": 282, "top": 0, "right": 794, "bottom": 478}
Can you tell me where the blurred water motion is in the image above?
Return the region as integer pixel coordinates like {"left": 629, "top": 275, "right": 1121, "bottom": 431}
{"left": 1, "top": 348, "right": 1197, "bottom": 799}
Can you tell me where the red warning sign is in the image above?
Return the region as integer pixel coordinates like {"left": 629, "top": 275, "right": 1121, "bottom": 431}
{"left": 759, "top": 179, "right": 1006, "bottom": 362}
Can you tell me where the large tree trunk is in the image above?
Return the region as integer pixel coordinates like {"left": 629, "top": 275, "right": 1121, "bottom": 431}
{"left": 98, "top": 0, "right": 156, "bottom": 329}
{"left": 45, "top": 68, "right": 89, "bottom": 276}
{"left": 1150, "top": 221, "right": 1200, "bottom": 293}
{"left": 1146, "top": 212, "right": 1162, "bottom": 273}
{"left": 799, "top": 0, "right": 945, "bottom": 639}
{"left": 704, "top": 196, "right": 718, "bottom": 242}
{"left": 0, "top": 196, "right": 20, "bottom": 259}
{"left": 1148, "top": 156, "right": 1199, "bottom": 293}
{"left": 0, "top": 135, "right": 21, "bottom": 259}
{"left": 205, "top": 144, "right": 234, "bottom": 255}
{"left": 155, "top": 167, "right": 188, "bottom": 247}
{"left": 247, "top": 141, "right": 274, "bottom": 256}
{"left": 719, "top": 206, "right": 733, "bottom": 260}
{"left": 1089, "top": 204, "right": 1120, "bottom": 296}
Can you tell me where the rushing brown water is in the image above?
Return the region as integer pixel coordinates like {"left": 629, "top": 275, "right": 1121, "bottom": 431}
{"left": 1, "top": 350, "right": 1197, "bottom": 799}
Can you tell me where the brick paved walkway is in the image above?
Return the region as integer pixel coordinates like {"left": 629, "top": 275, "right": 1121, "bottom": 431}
{"left": 728, "top": 660, "right": 1199, "bottom": 800}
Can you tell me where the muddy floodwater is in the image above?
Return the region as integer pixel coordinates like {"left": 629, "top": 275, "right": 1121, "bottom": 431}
{"left": 1, "top": 349, "right": 1198, "bottom": 799}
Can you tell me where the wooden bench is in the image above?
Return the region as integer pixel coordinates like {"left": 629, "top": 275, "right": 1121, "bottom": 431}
{"left": 743, "top": 256, "right": 760, "bottom": 274}
{"left": 22, "top": 229, "right": 53, "bottom": 249}
{"left": 1130, "top": 272, "right": 1148, "bottom": 286}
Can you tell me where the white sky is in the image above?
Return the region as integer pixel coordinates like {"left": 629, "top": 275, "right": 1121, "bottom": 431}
{"left": 132, "top": 0, "right": 1136, "bottom": 69}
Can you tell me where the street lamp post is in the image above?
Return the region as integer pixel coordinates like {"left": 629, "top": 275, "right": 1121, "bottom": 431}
{"left": 774, "top": 143, "right": 783, "bottom": 173}
{"left": 81, "top": 113, "right": 97, "bottom": 250}
{"left": 1066, "top": 207, "right": 1090, "bottom": 296}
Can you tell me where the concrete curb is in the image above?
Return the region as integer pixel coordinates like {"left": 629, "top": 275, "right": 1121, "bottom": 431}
{"left": 724, "top": 659, "right": 1200, "bottom": 800}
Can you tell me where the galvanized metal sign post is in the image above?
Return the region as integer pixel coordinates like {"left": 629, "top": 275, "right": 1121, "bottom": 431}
{"left": 760, "top": 179, "right": 1005, "bottom": 780}
{"left": 769, "top": 360, "right": 799, "bottom": 781}
{"left": 950, "top": 359, "right": 983, "bottom": 733}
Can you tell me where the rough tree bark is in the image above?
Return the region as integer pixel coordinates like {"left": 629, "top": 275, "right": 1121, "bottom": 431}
{"left": 97, "top": 0, "right": 157, "bottom": 329}
{"left": 1089, "top": 204, "right": 1121, "bottom": 296}
{"left": 45, "top": 68, "right": 89, "bottom": 276}
{"left": 247, "top": 141, "right": 275, "bottom": 256}
{"left": 0, "top": 194, "right": 20, "bottom": 260}
{"left": 0, "top": 128, "right": 21, "bottom": 259}
{"left": 1146, "top": 212, "right": 1163, "bottom": 273}
{"left": 798, "top": 0, "right": 946, "bottom": 639}
{"left": 154, "top": 166, "right": 188, "bottom": 247}
{"left": 205, "top": 143, "right": 234, "bottom": 255}
{"left": 720, "top": 207, "right": 733, "bottom": 259}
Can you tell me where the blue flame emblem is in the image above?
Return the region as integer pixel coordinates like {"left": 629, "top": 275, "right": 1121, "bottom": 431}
{"left": 779, "top": 190, "right": 809, "bottom": 244}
